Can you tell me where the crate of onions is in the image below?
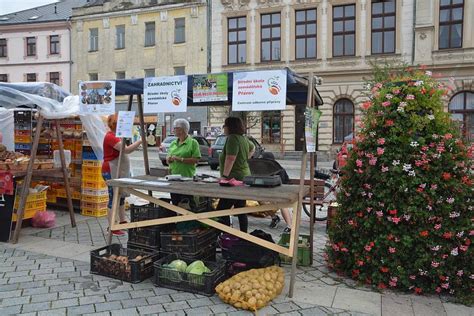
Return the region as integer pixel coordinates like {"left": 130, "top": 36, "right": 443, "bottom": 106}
{"left": 90, "top": 244, "right": 160, "bottom": 283}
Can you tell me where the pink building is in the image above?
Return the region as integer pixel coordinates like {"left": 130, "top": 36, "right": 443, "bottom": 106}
{"left": 0, "top": 0, "right": 88, "bottom": 91}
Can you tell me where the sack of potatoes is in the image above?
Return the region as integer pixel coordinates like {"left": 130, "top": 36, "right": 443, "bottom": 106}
{"left": 215, "top": 266, "right": 284, "bottom": 311}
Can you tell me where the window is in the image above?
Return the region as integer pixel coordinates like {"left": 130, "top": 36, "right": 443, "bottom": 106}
{"left": 333, "top": 4, "right": 355, "bottom": 57}
{"left": 0, "top": 39, "right": 6, "bottom": 57}
{"left": 174, "top": 67, "right": 185, "bottom": 75}
{"left": 0, "top": 74, "right": 7, "bottom": 82}
{"left": 261, "top": 13, "right": 281, "bottom": 62}
{"left": 333, "top": 99, "right": 354, "bottom": 143}
{"left": 49, "top": 35, "right": 60, "bottom": 54}
{"left": 116, "top": 25, "right": 125, "bottom": 49}
{"left": 449, "top": 91, "right": 473, "bottom": 141}
{"left": 89, "top": 28, "right": 98, "bottom": 52}
{"left": 144, "top": 69, "right": 155, "bottom": 77}
{"left": 145, "top": 22, "right": 155, "bottom": 47}
{"left": 296, "top": 9, "right": 317, "bottom": 59}
{"left": 89, "top": 73, "right": 98, "bottom": 81}
{"left": 116, "top": 71, "right": 126, "bottom": 79}
{"left": 26, "top": 73, "right": 37, "bottom": 82}
{"left": 262, "top": 111, "right": 281, "bottom": 144}
{"left": 174, "top": 18, "right": 185, "bottom": 44}
{"left": 228, "top": 16, "right": 247, "bottom": 64}
{"left": 49, "top": 72, "right": 60, "bottom": 85}
{"left": 371, "top": 0, "right": 396, "bottom": 54}
{"left": 439, "top": 0, "right": 463, "bottom": 49}
{"left": 26, "top": 37, "right": 36, "bottom": 56}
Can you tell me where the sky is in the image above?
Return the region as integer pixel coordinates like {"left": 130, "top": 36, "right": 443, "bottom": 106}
{"left": 0, "top": 0, "right": 58, "bottom": 15}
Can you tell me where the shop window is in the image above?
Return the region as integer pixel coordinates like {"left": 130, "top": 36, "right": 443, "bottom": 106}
{"left": 371, "top": 0, "right": 396, "bottom": 54}
{"left": 174, "top": 67, "right": 185, "bottom": 75}
{"left": 262, "top": 111, "right": 281, "bottom": 144}
{"left": 228, "top": 16, "right": 247, "bottom": 64}
{"left": 145, "top": 22, "right": 155, "bottom": 47}
{"left": 49, "top": 72, "right": 60, "bottom": 85}
{"left": 0, "top": 74, "right": 8, "bottom": 82}
{"left": 261, "top": 13, "right": 281, "bottom": 62}
{"left": 439, "top": 0, "right": 463, "bottom": 49}
{"left": 89, "top": 73, "right": 98, "bottom": 81}
{"left": 175, "top": 18, "right": 185, "bottom": 44}
{"left": 89, "top": 28, "right": 98, "bottom": 52}
{"left": 116, "top": 25, "right": 125, "bottom": 49}
{"left": 49, "top": 35, "right": 60, "bottom": 54}
{"left": 0, "top": 39, "right": 7, "bottom": 57}
{"left": 116, "top": 71, "right": 126, "bottom": 79}
{"left": 449, "top": 91, "right": 473, "bottom": 141}
{"left": 26, "top": 37, "right": 36, "bottom": 56}
{"left": 144, "top": 68, "right": 155, "bottom": 77}
{"left": 26, "top": 73, "right": 37, "bottom": 82}
{"left": 333, "top": 4, "right": 355, "bottom": 57}
{"left": 333, "top": 99, "right": 354, "bottom": 144}
{"left": 295, "top": 8, "right": 317, "bottom": 59}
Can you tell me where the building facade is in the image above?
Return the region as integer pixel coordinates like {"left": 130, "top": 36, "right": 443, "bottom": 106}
{"left": 70, "top": 0, "right": 210, "bottom": 137}
{"left": 211, "top": 0, "right": 474, "bottom": 157}
{"left": 0, "top": 0, "right": 88, "bottom": 90}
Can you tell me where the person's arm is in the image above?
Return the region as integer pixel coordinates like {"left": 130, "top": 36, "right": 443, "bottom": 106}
{"left": 221, "top": 135, "right": 239, "bottom": 178}
{"left": 222, "top": 155, "right": 237, "bottom": 178}
{"left": 113, "top": 139, "right": 142, "bottom": 154}
{"left": 248, "top": 140, "right": 255, "bottom": 159}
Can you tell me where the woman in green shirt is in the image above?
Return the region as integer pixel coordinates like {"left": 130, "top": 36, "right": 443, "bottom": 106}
{"left": 217, "top": 116, "right": 255, "bottom": 232}
{"left": 167, "top": 119, "right": 201, "bottom": 207}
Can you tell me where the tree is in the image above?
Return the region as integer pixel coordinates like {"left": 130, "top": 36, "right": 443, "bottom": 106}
{"left": 326, "top": 66, "right": 474, "bottom": 302}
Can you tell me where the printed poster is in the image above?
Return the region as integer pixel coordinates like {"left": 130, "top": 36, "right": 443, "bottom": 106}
{"left": 232, "top": 70, "right": 287, "bottom": 111}
{"left": 192, "top": 73, "right": 228, "bottom": 102}
{"left": 116, "top": 111, "right": 135, "bottom": 138}
{"left": 79, "top": 81, "right": 115, "bottom": 115}
{"left": 305, "top": 108, "right": 322, "bottom": 153}
{"left": 144, "top": 76, "right": 188, "bottom": 113}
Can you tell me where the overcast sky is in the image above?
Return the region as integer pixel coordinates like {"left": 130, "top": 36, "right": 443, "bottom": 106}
{"left": 0, "top": 0, "right": 58, "bottom": 15}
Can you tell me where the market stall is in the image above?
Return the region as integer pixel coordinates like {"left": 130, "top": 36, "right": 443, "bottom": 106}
{"left": 106, "top": 68, "right": 323, "bottom": 298}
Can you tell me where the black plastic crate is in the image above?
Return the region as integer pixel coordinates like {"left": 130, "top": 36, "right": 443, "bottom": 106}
{"left": 128, "top": 227, "right": 161, "bottom": 248}
{"left": 160, "top": 228, "right": 218, "bottom": 254}
{"left": 153, "top": 254, "right": 226, "bottom": 296}
{"left": 130, "top": 202, "right": 176, "bottom": 223}
{"left": 180, "top": 243, "right": 217, "bottom": 262}
{"left": 90, "top": 244, "right": 160, "bottom": 283}
{"left": 127, "top": 242, "right": 159, "bottom": 253}
{"left": 14, "top": 110, "right": 32, "bottom": 123}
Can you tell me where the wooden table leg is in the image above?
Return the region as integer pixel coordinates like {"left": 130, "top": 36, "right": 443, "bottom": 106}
{"left": 107, "top": 186, "right": 121, "bottom": 245}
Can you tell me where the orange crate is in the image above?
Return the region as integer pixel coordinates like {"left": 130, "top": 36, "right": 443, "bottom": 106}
{"left": 82, "top": 165, "right": 102, "bottom": 175}
{"left": 83, "top": 160, "right": 102, "bottom": 168}
{"left": 82, "top": 173, "right": 103, "bottom": 182}
{"left": 81, "top": 201, "right": 108, "bottom": 209}
{"left": 81, "top": 194, "right": 109, "bottom": 203}
{"left": 14, "top": 135, "right": 32, "bottom": 143}
{"left": 82, "top": 188, "right": 108, "bottom": 196}
{"left": 73, "top": 191, "right": 82, "bottom": 200}
{"left": 82, "top": 180, "right": 107, "bottom": 190}
{"left": 14, "top": 130, "right": 31, "bottom": 137}
{"left": 14, "top": 200, "right": 47, "bottom": 210}
{"left": 12, "top": 206, "right": 46, "bottom": 221}
{"left": 15, "top": 191, "right": 47, "bottom": 202}
{"left": 81, "top": 208, "right": 107, "bottom": 217}
{"left": 46, "top": 195, "right": 57, "bottom": 203}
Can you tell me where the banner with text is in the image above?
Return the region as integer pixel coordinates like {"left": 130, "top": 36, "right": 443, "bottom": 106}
{"left": 192, "top": 73, "right": 228, "bottom": 103}
{"left": 144, "top": 76, "right": 188, "bottom": 113}
{"left": 79, "top": 81, "right": 115, "bottom": 115}
{"left": 232, "top": 70, "right": 287, "bottom": 111}
{"left": 305, "top": 108, "right": 322, "bottom": 153}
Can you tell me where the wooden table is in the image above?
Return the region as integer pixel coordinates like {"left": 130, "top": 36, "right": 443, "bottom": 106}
{"left": 107, "top": 175, "right": 308, "bottom": 295}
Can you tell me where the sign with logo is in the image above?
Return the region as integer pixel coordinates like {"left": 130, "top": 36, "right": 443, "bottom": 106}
{"left": 305, "top": 108, "right": 322, "bottom": 153}
{"left": 144, "top": 76, "right": 188, "bottom": 113}
{"left": 232, "top": 70, "right": 287, "bottom": 111}
{"left": 192, "top": 73, "right": 228, "bottom": 103}
{"left": 79, "top": 81, "right": 115, "bottom": 115}
{"left": 116, "top": 111, "right": 135, "bottom": 138}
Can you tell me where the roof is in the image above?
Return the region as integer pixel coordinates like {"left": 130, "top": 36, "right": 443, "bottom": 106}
{"left": 0, "top": 0, "right": 89, "bottom": 25}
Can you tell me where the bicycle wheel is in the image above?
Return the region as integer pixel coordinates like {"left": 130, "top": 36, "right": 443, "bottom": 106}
{"left": 302, "top": 182, "right": 334, "bottom": 222}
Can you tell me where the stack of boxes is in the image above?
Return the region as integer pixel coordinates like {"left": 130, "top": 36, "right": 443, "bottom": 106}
{"left": 12, "top": 187, "right": 47, "bottom": 222}
{"left": 14, "top": 110, "right": 33, "bottom": 156}
{"left": 80, "top": 134, "right": 108, "bottom": 217}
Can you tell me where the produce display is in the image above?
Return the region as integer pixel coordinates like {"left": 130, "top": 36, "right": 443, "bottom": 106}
{"left": 162, "top": 259, "right": 211, "bottom": 285}
{"left": 215, "top": 266, "right": 284, "bottom": 311}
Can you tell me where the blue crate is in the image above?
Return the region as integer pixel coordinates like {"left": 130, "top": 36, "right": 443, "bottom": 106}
{"left": 15, "top": 143, "right": 32, "bottom": 150}
{"left": 82, "top": 151, "right": 98, "bottom": 160}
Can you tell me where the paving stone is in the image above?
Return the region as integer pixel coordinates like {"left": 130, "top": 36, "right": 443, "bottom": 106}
{"left": 8, "top": 276, "right": 34, "bottom": 284}
{"left": 38, "top": 308, "right": 67, "bottom": 316}
{"left": 131, "top": 282, "right": 156, "bottom": 290}
{"left": 170, "top": 292, "right": 197, "bottom": 302}
{"left": 49, "top": 284, "right": 75, "bottom": 292}
{"left": 275, "top": 311, "right": 301, "bottom": 316}
{"left": 52, "top": 298, "right": 79, "bottom": 309}
{"left": 31, "top": 292, "right": 58, "bottom": 303}
{"left": 0, "top": 289, "right": 22, "bottom": 299}
{"left": 225, "top": 310, "right": 254, "bottom": 316}
{"left": 299, "top": 306, "right": 331, "bottom": 316}
{"left": 17, "top": 281, "right": 44, "bottom": 289}
{"left": 67, "top": 304, "right": 96, "bottom": 315}
{"left": 412, "top": 296, "right": 447, "bottom": 316}
{"left": 58, "top": 271, "right": 82, "bottom": 278}
{"left": 29, "top": 269, "right": 53, "bottom": 276}
{"left": 0, "top": 284, "right": 19, "bottom": 292}
{"left": 84, "top": 288, "right": 109, "bottom": 296}
{"left": 163, "top": 300, "right": 190, "bottom": 312}
{"left": 58, "top": 290, "right": 84, "bottom": 299}
{"left": 40, "top": 262, "right": 62, "bottom": 269}
{"left": 187, "top": 297, "right": 214, "bottom": 308}
{"left": 83, "top": 312, "right": 111, "bottom": 316}
{"left": 137, "top": 304, "right": 166, "bottom": 314}
{"left": 0, "top": 267, "right": 16, "bottom": 273}
{"left": 184, "top": 306, "right": 214, "bottom": 316}
{"left": 108, "top": 284, "right": 134, "bottom": 293}
{"left": 1, "top": 295, "right": 31, "bottom": 307}
{"left": 0, "top": 304, "right": 22, "bottom": 315}
{"left": 273, "top": 302, "right": 301, "bottom": 313}
{"left": 146, "top": 294, "right": 172, "bottom": 305}
{"left": 4, "top": 271, "right": 30, "bottom": 278}
{"left": 332, "top": 287, "right": 381, "bottom": 316}
{"left": 23, "top": 287, "right": 49, "bottom": 296}
{"left": 209, "top": 303, "right": 238, "bottom": 313}
{"left": 443, "top": 302, "right": 474, "bottom": 316}
{"left": 45, "top": 279, "right": 69, "bottom": 286}
{"left": 105, "top": 291, "right": 131, "bottom": 302}
{"left": 80, "top": 295, "right": 106, "bottom": 305}
{"left": 21, "top": 301, "right": 51, "bottom": 313}
{"left": 153, "top": 287, "right": 178, "bottom": 295}
{"left": 121, "top": 298, "right": 148, "bottom": 308}
{"left": 130, "top": 289, "right": 155, "bottom": 299}
{"left": 34, "top": 274, "right": 59, "bottom": 281}
{"left": 381, "top": 294, "right": 414, "bottom": 316}
{"left": 110, "top": 307, "right": 139, "bottom": 316}
{"left": 94, "top": 301, "right": 123, "bottom": 312}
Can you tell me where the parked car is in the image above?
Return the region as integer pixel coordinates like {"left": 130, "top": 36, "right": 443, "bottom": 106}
{"left": 208, "top": 134, "right": 273, "bottom": 170}
{"left": 158, "top": 135, "right": 210, "bottom": 166}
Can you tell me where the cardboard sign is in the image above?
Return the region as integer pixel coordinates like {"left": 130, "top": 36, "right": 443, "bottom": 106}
{"left": 116, "top": 111, "right": 135, "bottom": 138}
{"left": 79, "top": 81, "right": 115, "bottom": 115}
{"left": 193, "top": 73, "right": 228, "bottom": 102}
{"left": 232, "top": 70, "right": 287, "bottom": 111}
{"left": 144, "top": 76, "right": 188, "bottom": 113}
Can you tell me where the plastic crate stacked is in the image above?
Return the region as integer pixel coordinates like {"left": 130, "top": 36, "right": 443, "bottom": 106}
{"left": 14, "top": 110, "right": 33, "bottom": 156}
{"left": 12, "top": 189, "right": 47, "bottom": 222}
{"left": 81, "top": 160, "right": 108, "bottom": 217}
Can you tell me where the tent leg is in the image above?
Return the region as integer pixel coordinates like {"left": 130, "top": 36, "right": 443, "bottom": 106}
{"left": 309, "top": 152, "right": 315, "bottom": 262}
{"left": 11, "top": 114, "right": 43, "bottom": 244}
{"left": 55, "top": 120, "right": 76, "bottom": 228}
{"left": 137, "top": 94, "right": 152, "bottom": 196}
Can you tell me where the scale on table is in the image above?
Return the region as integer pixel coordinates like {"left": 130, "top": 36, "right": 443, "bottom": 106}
{"left": 243, "top": 175, "right": 282, "bottom": 187}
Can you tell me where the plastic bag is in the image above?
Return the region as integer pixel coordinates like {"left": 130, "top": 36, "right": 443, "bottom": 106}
{"left": 31, "top": 211, "right": 56, "bottom": 228}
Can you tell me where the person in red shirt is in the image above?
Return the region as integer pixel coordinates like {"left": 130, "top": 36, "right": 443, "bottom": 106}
{"left": 103, "top": 114, "right": 142, "bottom": 236}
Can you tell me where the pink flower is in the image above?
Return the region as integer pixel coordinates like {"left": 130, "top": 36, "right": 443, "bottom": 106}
{"left": 364, "top": 245, "right": 372, "bottom": 251}
{"left": 341, "top": 247, "right": 349, "bottom": 252}
{"left": 376, "top": 211, "right": 383, "bottom": 217}
{"left": 392, "top": 89, "right": 400, "bottom": 94}
{"left": 377, "top": 138, "right": 385, "bottom": 145}
{"left": 431, "top": 261, "right": 440, "bottom": 268}
{"left": 434, "top": 224, "right": 441, "bottom": 230}
{"left": 460, "top": 245, "right": 468, "bottom": 252}
{"left": 391, "top": 217, "right": 401, "bottom": 224}
{"left": 389, "top": 247, "right": 396, "bottom": 253}
{"left": 441, "top": 283, "right": 450, "bottom": 289}
{"left": 409, "top": 275, "right": 416, "bottom": 280}
{"left": 431, "top": 184, "right": 438, "bottom": 190}
{"left": 382, "top": 101, "right": 391, "bottom": 107}
{"left": 444, "top": 133, "right": 453, "bottom": 140}
{"left": 389, "top": 279, "right": 397, "bottom": 287}
{"left": 421, "top": 145, "right": 429, "bottom": 151}
{"left": 381, "top": 166, "right": 389, "bottom": 172}
{"left": 435, "top": 287, "right": 441, "bottom": 293}
{"left": 457, "top": 270, "right": 463, "bottom": 277}
{"left": 366, "top": 207, "right": 373, "bottom": 213}
{"left": 356, "top": 159, "right": 363, "bottom": 167}
{"left": 377, "top": 147, "right": 385, "bottom": 155}
{"left": 451, "top": 248, "right": 459, "bottom": 256}
{"left": 446, "top": 197, "right": 454, "bottom": 204}
{"left": 369, "top": 158, "right": 378, "bottom": 165}
{"left": 406, "top": 94, "right": 415, "bottom": 100}
{"left": 348, "top": 220, "right": 354, "bottom": 226}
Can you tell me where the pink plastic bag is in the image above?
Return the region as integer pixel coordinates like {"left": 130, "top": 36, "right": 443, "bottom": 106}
{"left": 32, "top": 211, "right": 56, "bottom": 228}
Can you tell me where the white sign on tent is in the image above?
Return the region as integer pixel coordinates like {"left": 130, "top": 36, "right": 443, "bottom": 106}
{"left": 232, "top": 70, "right": 287, "bottom": 112}
{"left": 79, "top": 81, "right": 115, "bottom": 115}
{"left": 143, "top": 76, "right": 188, "bottom": 113}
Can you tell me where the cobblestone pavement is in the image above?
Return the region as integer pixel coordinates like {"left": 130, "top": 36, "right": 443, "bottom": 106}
{"left": 2, "top": 203, "right": 473, "bottom": 315}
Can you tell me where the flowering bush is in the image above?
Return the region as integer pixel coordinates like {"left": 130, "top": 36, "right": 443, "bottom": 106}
{"left": 326, "top": 67, "right": 474, "bottom": 302}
